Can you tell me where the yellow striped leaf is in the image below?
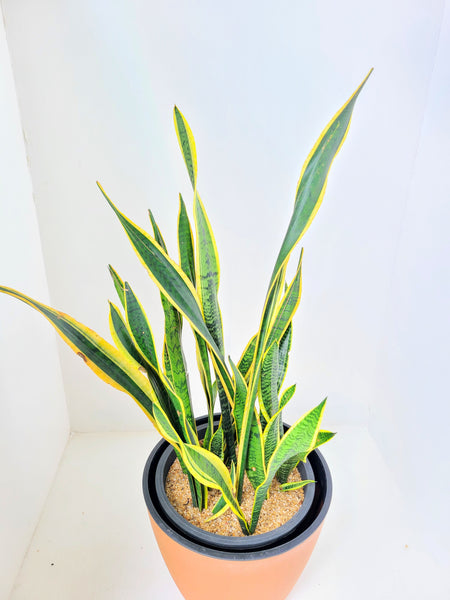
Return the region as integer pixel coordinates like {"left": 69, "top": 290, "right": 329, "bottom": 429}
{"left": 180, "top": 444, "right": 249, "bottom": 534}
{"left": 124, "top": 282, "right": 159, "bottom": 371}
{"left": 280, "top": 480, "right": 315, "bottom": 492}
{"left": 174, "top": 106, "right": 197, "bottom": 190}
{"left": 269, "top": 70, "right": 372, "bottom": 288}
{"left": 0, "top": 286, "right": 155, "bottom": 422}
{"left": 108, "top": 265, "right": 125, "bottom": 308}
{"left": 250, "top": 399, "right": 326, "bottom": 532}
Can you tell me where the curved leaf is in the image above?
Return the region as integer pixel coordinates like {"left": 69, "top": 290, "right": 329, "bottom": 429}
{"left": 250, "top": 399, "right": 327, "bottom": 532}
{"left": 180, "top": 444, "right": 249, "bottom": 534}
{"left": 0, "top": 286, "right": 155, "bottom": 421}
{"left": 269, "top": 70, "right": 372, "bottom": 288}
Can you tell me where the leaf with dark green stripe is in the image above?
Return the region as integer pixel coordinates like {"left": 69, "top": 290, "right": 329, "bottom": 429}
{"left": 263, "top": 410, "right": 282, "bottom": 467}
{"left": 281, "top": 480, "right": 315, "bottom": 492}
{"left": 108, "top": 301, "right": 145, "bottom": 367}
{"left": 276, "top": 455, "right": 299, "bottom": 485}
{"left": 207, "top": 495, "right": 228, "bottom": 521}
{"left": 237, "top": 334, "right": 257, "bottom": 380}
{"left": 124, "top": 282, "right": 159, "bottom": 370}
{"left": 260, "top": 341, "right": 279, "bottom": 421}
{"left": 0, "top": 286, "right": 155, "bottom": 420}
{"left": 266, "top": 250, "right": 303, "bottom": 350}
{"left": 99, "top": 183, "right": 219, "bottom": 355}
{"left": 177, "top": 194, "right": 196, "bottom": 284}
{"left": 236, "top": 264, "right": 287, "bottom": 499}
{"left": 315, "top": 430, "right": 336, "bottom": 448}
{"left": 230, "top": 358, "right": 247, "bottom": 441}
{"left": 147, "top": 210, "right": 195, "bottom": 427}
{"left": 277, "top": 322, "right": 292, "bottom": 391}
{"left": 194, "top": 192, "right": 224, "bottom": 353}
{"left": 279, "top": 383, "right": 296, "bottom": 411}
{"left": 210, "top": 424, "right": 224, "bottom": 460}
{"left": 179, "top": 444, "right": 249, "bottom": 534}
{"left": 277, "top": 428, "right": 335, "bottom": 484}
{"left": 246, "top": 412, "right": 265, "bottom": 489}
{"left": 153, "top": 402, "right": 182, "bottom": 446}
{"left": 174, "top": 105, "right": 197, "bottom": 190}
{"left": 269, "top": 71, "right": 372, "bottom": 289}
{"left": 108, "top": 265, "right": 125, "bottom": 308}
{"left": 250, "top": 399, "right": 326, "bottom": 532}
{"left": 99, "top": 184, "right": 234, "bottom": 400}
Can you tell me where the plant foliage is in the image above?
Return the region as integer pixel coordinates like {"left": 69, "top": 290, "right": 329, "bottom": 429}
{"left": 0, "top": 71, "right": 371, "bottom": 534}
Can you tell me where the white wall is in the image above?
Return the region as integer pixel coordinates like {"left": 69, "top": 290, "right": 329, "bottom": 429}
{"left": 2, "top": 0, "right": 446, "bottom": 433}
{"left": 368, "top": 2, "right": 450, "bottom": 566}
{"left": 0, "top": 11, "right": 70, "bottom": 600}
{"left": 1, "top": 0, "right": 449, "bottom": 565}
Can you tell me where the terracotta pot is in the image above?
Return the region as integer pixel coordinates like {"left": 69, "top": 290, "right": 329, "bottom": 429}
{"left": 142, "top": 416, "right": 332, "bottom": 600}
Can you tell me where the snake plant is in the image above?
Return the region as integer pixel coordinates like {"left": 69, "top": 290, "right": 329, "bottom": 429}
{"left": 1, "top": 71, "right": 371, "bottom": 534}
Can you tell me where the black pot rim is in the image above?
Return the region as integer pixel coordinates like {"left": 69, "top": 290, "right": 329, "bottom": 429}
{"left": 143, "top": 416, "right": 332, "bottom": 561}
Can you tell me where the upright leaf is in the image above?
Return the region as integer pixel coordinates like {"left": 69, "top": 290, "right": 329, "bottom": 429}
{"left": 108, "top": 265, "right": 125, "bottom": 308}
{"left": 237, "top": 334, "right": 257, "bottom": 380}
{"left": 98, "top": 184, "right": 234, "bottom": 398}
{"left": 174, "top": 105, "right": 197, "bottom": 190}
{"left": 193, "top": 192, "right": 224, "bottom": 352}
{"left": 177, "top": 194, "right": 196, "bottom": 284}
{"left": 124, "top": 282, "right": 159, "bottom": 371}
{"left": 230, "top": 358, "right": 247, "bottom": 441}
{"left": 269, "top": 70, "right": 372, "bottom": 288}
{"left": 246, "top": 412, "right": 266, "bottom": 489}
{"left": 179, "top": 444, "right": 250, "bottom": 534}
{"left": 259, "top": 341, "right": 279, "bottom": 421}
{"left": 250, "top": 399, "right": 327, "bottom": 532}
{"left": 266, "top": 250, "right": 303, "bottom": 350}
{"left": 277, "top": 322, "right": 293, "bottom": 391}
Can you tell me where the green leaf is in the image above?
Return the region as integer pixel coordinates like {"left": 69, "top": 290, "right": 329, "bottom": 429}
{"left": 315, "top": 430, "right": 336, "bottom": 448}
{"left": 180, "top": 444, "right": 249, "bottom": 534}
{"left": 277, "top": 322, "right": 292, "bottom": 391}
{"left": 280, "top": 480, "right": 315, "bottom": 492}
{"left": 277, "top": 428, "right": 335, "bottom": 484}
{"left": 108, "top": 265, "right": 125, "bottom": 308}
{"left": 194, "top": 192, "right": 224, "bottom": 353}
{"left": 210, "top": 424, "right": 224, "bottom": 460}
{"left": 124, "top": 282, "right": 159, "bottom": 371}
{"left": 266, "top": 250, "right": 303, "bottom": 350}
{"left": 259, "top": 341, "right": 279, "bottom": 421}
{"left": 99, "top": 183, "right": 218, "bottom": 354}
{"left": 237, "top": 334, "right": 257, "bottom": 380}
{"left": 0, "top": 286, "right": 155, "bottom": 420}
{"left": 177, "top": 194, "right": 196, "bottom": 284}
{"left": 174, "top": 106, "right": 197, "bottom": 190}
{"left": 230, "top": 358, "right": 247, "bottom": 442}
{"left": 250, "top": 399, "right": 327, "bottom": 532}
{"left": 269, "top": 70, "right": 372, "bottom": 289}
{"left": 236, "top": 264, "right": 287, "bottom": 499}
{"left": 246, "top": 412, "right": 265, "bottom": 489}
{"left": 279, "top": 383, "right": 296, "bottom": 411}
{"left": 108, "top": 301, "right": 145, "bottom": 368}
{"left": 263, "top": 410, "right": 282, "bottom": 467}
{"left": 99, "top": 184, "right": 235, "bottom": 402}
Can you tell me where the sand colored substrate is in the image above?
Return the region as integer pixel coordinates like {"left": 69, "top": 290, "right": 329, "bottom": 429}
{"left": 165, "top": 458, "right": 305, "bottom": 536}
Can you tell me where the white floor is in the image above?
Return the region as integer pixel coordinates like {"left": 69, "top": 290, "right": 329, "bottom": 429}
{"left": 10, "top": 427, "right": 447, "bottom": 600}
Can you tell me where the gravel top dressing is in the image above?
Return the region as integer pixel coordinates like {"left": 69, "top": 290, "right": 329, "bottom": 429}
{"left": 165, "top": 457, "right": 305, "bottom": 537}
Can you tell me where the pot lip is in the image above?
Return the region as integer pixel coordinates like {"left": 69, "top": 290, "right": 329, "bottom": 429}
{"left": 142, "top": 417, "right": 333, "bottom": 561}
{"left": 155, "top": 442, "right": 316, "bottom": 551}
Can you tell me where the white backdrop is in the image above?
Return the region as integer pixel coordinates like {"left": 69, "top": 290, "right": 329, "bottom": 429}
{"left": 0, "top": 13, "right": 69, "bottom": 598}
{"left": 1, "top": 0, "right": 449, "bottom": 573}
